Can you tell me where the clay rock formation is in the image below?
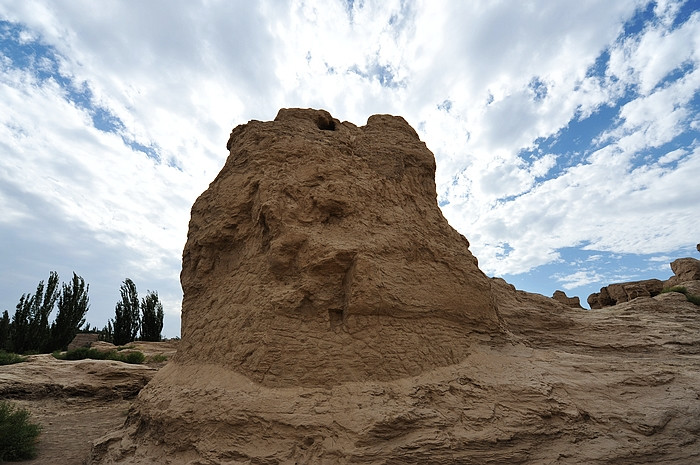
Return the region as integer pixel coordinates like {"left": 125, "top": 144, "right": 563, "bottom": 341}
{"left": 178, "top": 108, "right": 504, "bottom": 387}
{"left": 67, "top": 332, "right": 99, "bottom": 351}
{"left": 0, "top": 354, "right": 156, "bottom": 400}
{"left": 588, "top": 257, "right": 700, "bottom": 308}
{"left": 0, "top": 341, "right": 177, "bottom": 400}
{"left": 552, "top": 290, "right": 583, "bottom": 308}
{"left": 667, "top": 257, "right": 700, "bottom": 286}
{"left": 587, "top": 278, "right": 664, "bottom": 308}
{"left": 90, "top": 110, "right": 700, "bottom": 465}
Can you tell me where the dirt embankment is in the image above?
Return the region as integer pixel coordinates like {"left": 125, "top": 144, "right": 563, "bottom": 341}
{"left": 0, "top": 340, "right": 177, "bottom": 465}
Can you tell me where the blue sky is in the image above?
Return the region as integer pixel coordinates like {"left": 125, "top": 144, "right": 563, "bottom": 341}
{"left": 0, "top": 0, "right": 698, "bottom": 337}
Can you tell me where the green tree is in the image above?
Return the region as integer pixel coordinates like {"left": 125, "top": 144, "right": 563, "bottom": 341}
{"left": 99, "top": 320, "right": 114, "bottom": 343}
{"left": 8, "top": 297, "right": 30, "bottom": 353}
{"left": 0, "top": 311, "right": 9, "bottom": 351}
{"left": 140, "top": 290, "right": 164, "bottom": 342}
{"left": 10, "top": 272, "right": 59, "bottom": 353}
{"left": 49, "top": 273, "right": 90, "bottom": 351}
{"left": 113, "top": 278, "right": 140, "bottom": 346}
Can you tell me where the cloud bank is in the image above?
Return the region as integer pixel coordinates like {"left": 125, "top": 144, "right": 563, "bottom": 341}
{"left": 0, "top": 0, "right": 697, "bottom": 334}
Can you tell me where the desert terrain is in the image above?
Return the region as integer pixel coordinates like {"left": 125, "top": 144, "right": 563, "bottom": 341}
{"left": 0, "top": 341, "right": 176, "bottom": 464}
{"left": 3, "top": 109, "right": 699, "bottom": 464}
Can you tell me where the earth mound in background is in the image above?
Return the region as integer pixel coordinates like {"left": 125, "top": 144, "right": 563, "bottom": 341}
{"left": 587, "top": 258, "right": 700, "bottom": 308}
{"left": 177, "top": 108, "right": 504, "bottom": 387}
{"left": 89, "top": 109, "right": 700, "bottom": 464}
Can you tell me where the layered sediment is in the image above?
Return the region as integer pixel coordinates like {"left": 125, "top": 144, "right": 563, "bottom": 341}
{"left": 89, "top": 110, "right": 700, "bottom": 465}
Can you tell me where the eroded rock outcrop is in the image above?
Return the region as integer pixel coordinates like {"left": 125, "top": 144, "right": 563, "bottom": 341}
{"left": 0, "top": 341, "right": 177, "bottom": 400}
{"left": 177, "top": 108, "right": 504, "bottom": 388}
{"left": 667, "top": 257, "right": 700, "bottom": 286}
{"left": 588, "top": 257, "right": 700, "bottom": 308}
{"left": 587, "top": 278, "right": 664, "bottom": 308}
{"left": 0, "top": 355, "right": 155, "bottom": 400}
{"left": 90, "top": 110, "right": 700, "bottom": 465}
{"left": 552, "top": 290, "right": 583, "bottom": 308}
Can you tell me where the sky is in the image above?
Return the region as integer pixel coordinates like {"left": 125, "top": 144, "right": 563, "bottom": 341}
{"left": 0, "top": 0, "right": 698, "bottom": 338}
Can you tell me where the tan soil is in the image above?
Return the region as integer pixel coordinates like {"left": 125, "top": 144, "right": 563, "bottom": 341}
{"left": 13, "top": 397, "right": 132, "bottom": 465}
{"left": 0, "top": 341, "right": 177, "bottom": 464}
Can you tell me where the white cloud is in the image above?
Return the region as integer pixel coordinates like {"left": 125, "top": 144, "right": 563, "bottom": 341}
{"left": 553, "top": 269, "right": 605, "bottom": 290}
{"left": 438, "top": 2, "right": 700, "bottom": 276}
{"left": 658, "top": 148, "right": 687, "bottom": 164}
{"left": 0, "top": 44, "right": 194, "bottom": 334}
{"left": 608, "top": 8, "right": 698, "bottom": 95}
{"left": 0, "top": 0, "right": 698, "bottom": 335}
{"left": 648, "top": 255, "right": 674, "bottom": 262}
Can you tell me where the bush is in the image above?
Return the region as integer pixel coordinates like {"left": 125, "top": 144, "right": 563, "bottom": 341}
{"left": 122, "top": 351, "right": 145, "bottom": 364}
{"left": 148, "top": 354, "right": 168, "bottom": 363}
{"left": 52, "top": 347, "right": 145, "bottom": 364}
{"left": 661, "top": 286, "right": 700, "bottom": 306}
{"left": 0, "top": 350, "right": 27, "bottom": 366}
{"left": 661, "top": 285, "right": 688, "bottom": 294}
{"left": 64, "top": 347, "right": 109, "bottom": 360}
{"left": 0, "top": 401, "right": 42, "bottom": 461}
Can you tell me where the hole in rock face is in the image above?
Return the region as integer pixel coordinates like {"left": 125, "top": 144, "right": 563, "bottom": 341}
{"left": 316, "top": 115, "right": 336, "bottom": 131}
{"left": 328, "top": 308, "right": 344, "bottom": 328}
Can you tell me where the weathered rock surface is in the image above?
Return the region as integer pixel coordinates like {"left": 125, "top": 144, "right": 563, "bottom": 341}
{"left": 89, "top": 110, "right": 700, "bottom": 464}
{"left": 67, "top": 332, "right": 99, "bottom": 351}
{"left": 588, "top": 258, "right": 700, "bottom": 308}
{"left": 0, "top": 354, "right": 156, "bottom": 399}
{"left": 587, "top": 278, "right": 664, "bottom": 309}
{"left": 667, "top": 257, "right": 700, "bottom": 286}
{"left": 552, "top": 289, "right": 583, "bottom": 308}
{"left": 0, "top": 340, "right": 177, "bottom": 400}
{"left": 177, "top": 108, "right": 504, "bottom": 388}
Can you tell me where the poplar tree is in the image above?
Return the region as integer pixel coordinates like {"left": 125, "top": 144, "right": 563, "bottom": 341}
{"left": 10, "top": 272, "right": 59, "bottom": 353}
{"left": 140, "top": 291, "right": 164, "bottom": 342}
{"left": 113, "top": 278, "right": 140, "bottom": 346}
{"left": 0, "top": 311, "right": 10, "bottom": 351}
{"left": 50, "top": 273, "right": 90, "bottom": 351}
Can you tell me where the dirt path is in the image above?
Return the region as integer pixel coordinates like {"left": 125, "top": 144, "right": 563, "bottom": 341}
{"left": 14, "top": 397, "right": 132, "bottom": 465}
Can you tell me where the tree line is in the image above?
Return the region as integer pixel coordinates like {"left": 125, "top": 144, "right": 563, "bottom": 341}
{"left": 0, "top": 272, "right": 164, "bottom": 354}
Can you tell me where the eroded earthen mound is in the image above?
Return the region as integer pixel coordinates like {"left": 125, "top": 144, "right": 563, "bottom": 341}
{"left": 177, "top": 108, "right": 504, "bottom": 387}
{"left": 89, "top": 110, "right": 700, "bottom": 465}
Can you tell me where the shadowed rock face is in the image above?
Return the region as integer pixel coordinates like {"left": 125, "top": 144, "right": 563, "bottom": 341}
{"left": 177, "top": 108, "right": 504, "bottom": 388}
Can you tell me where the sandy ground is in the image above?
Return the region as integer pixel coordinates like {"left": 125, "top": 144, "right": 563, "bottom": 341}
{"left": 2, "top": 341, "right": 178, "bottom": 464}
{"left": 14, "top": 397, "right": 132, "bottom": 465}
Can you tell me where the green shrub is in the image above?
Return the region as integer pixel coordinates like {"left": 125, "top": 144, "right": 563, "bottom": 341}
{"left": 661, "top": 286, "right": 688, "bottom": 294}
{"left": 149, "top": 354, "right": 168, "bottom": 363}
{"left": 661, "top": 286, "right": 700, "bottom": 306}
{"left": 0, "top": 401, "right": 42, "bottom": 461}
{"left": 64, "top": 347, "right": 109, "bottom": 361}
{"left": 122, "top": 351, "right": 145, "bottom": 364}
{"left": 0, "top": 351, "right": 27, "bottom": 366}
